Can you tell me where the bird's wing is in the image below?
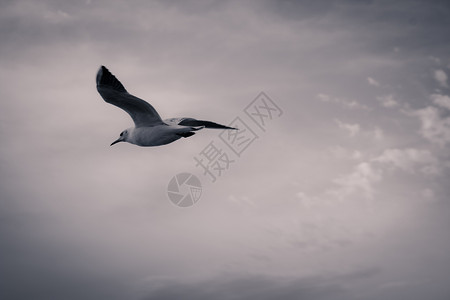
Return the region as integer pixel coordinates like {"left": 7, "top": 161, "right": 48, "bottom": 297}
{"left": 96, "top": 66, "right": 164, "bottom": 127}
{"left": 166, "top": 117, "right": 236, "bottom": 130}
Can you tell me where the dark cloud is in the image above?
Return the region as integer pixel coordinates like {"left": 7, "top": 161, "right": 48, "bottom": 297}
{"left": 140, "top": 272, "right": 361, "bottom": 300}
{"left": 266, "top": 0, "right": 450, "bottom": 61}
{"left": 138, "top": 264, "right": 450, "bottom": 300}
{"left": 2, "top": 0, "right": 450, "bottom": 299}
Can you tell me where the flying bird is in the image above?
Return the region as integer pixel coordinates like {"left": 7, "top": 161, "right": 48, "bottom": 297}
{"left": 96, "top": 66, "right": 236, "bottom": 147}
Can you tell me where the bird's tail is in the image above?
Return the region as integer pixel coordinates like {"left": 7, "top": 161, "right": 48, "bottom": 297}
{"left": 96, "top": 66, "right": 128, "bottom": 93}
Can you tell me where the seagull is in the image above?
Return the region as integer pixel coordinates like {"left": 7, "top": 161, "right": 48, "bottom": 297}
{"left": 96, "top": 66, "right": 236, "bottom": 147}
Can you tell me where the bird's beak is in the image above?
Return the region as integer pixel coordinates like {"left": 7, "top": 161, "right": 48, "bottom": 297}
{"left": 110, "top": 138, "right": 122, "bottom": 146}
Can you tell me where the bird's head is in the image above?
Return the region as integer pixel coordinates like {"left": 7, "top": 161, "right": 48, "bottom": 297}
{"left": 110, "top": 129, "right": 131, "bottom": 146}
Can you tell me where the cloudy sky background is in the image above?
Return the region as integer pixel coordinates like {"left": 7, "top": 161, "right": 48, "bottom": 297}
{"left": 1, "top": 0, "right": 450, "bottom": 299}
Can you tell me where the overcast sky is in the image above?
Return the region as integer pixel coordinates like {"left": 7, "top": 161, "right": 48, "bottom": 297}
{"left": 1, "top": 0, "right": 450, "bottom": 299}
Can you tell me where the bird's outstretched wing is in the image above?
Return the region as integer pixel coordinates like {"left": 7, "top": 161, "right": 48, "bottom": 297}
{"left": 164, "top": 117, "right": 237, "bottom": 130}
{"left": 96, "top": 66, "right": 164, "bottom": 127}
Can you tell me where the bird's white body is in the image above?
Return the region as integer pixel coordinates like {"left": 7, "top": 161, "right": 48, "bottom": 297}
{"left": 96, "top": 66, "right": 236, "bottom": 147}
{"left": 125, "top": 124, "right": 201, "bottom": 147}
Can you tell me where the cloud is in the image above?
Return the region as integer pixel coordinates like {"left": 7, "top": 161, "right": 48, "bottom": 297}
{"left": 433, "top": 69, "right": 448, "bottom": 87}
{"left": 331, "top": 162, "right": 382, "bottom": 199}
{"left": 335, "top": 121, "right": 382, "bottom": 141}
{"left": 329, "top": 147, "right": 439, "bottom": 201}
{"left": 43, "top": 9, "right": 72, "bottom": 24}
{"left": 317, "top": 93, "right": 370, "bottom": 110}
{"left": 372, "top": 127, "right": 384, "bottom": 140}
{"left": 317, "top": 93, "right": 332, "bottom": 102}
{"left": 139, "top": 270, "right": 379, "bottom": 300}
{"left": 428, "top": 56, "right": 441, "bottom": 64}
{"left": 403, "top": 93, "right": 450, "bottom": 147}
{"left": 336, "top": 120, "right": 360, "bottom": 137}
{"left": 367, "top": 77, "right": 380, "bottom": 87}
{"left": 421, "top": 188, "right": 436, "bottom": 203}
{"left": 376, "top": 94, "right": 398, "bottom": 108}
{"left": 407, "top": 106, "right": 450, "bottom": 147}
{"left": 431, "top": 93, "right": 450, "bottom": 110}
{"left": 329, "top": 146, "right": 362, "bottom": 160}
{"left": 375, "top": 148, "right": 437, "bottom": 174}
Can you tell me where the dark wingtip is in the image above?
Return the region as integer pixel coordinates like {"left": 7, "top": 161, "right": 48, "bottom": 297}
{"left": 96, "top": 65, "right": 127, "bottom": 93}
{"left": 178, "top": 118, "right": 237, "bottom": 130}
